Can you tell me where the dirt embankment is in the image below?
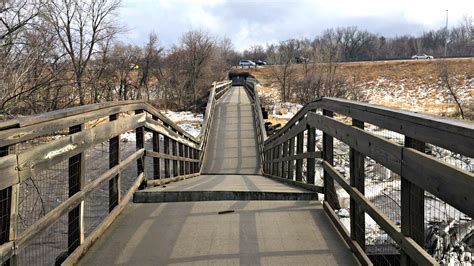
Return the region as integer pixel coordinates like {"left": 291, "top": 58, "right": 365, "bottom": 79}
{"left": 235, "top": 58, "right": 474, "bottom": 121}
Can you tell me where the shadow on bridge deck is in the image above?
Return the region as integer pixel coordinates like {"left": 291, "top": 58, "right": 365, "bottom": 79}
{"left": 79, "top": 201, "right": 358, "bottom": 265}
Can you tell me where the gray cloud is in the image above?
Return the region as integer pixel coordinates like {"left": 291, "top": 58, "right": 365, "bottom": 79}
{"left": 118, "top": 0, "right": 473, "bottom": 51}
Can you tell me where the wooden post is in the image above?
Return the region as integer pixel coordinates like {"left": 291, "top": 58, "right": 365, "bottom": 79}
{"left": 164, "top": 136, "right": 170, "bottom": 178}
{"left": 185, "top": 146, "right": 190, "bottom": 175}
{"left": 179, "top": 143, "right": 184, "bottom": 176}
{"left": 276, "top": 145, "right": 281, "bottom": 177}
{"left": 307, "top": 125, "right": 316, "bottom": 184}
{"left": 295, "top": 131, "right": 304, "bottom": 182}
{"left": 109, "top": 114, "right": 120, "bottom": 212}
{"left": 350, "top": 119, "right": 365, "bottom": 250}
{"left": 152, "top": 116, "right": 160, "bottom": 180}
{"left": 401, "top": 137, "right": 425, "bottom": 265}
{"left": 68, "top": 124, "right": 85, "bottom": 254}
{"left": 323, "top": 110, "right": 340, "bottom": 209}
{"left": 135, "top": 110, "right": 145, "bottom": 189}
{"left": 281, "top": 141, "right": 289, "bottom": 179}
{"left": 0, "top": 145, "right": 18, "bottom": 264}
{"left": 288, "top": 137, "right": 295, "bottom": 180}
{"left": 171, "top": 140, "right": 178, "bottom": 177}
{"left": 271, "top": 147, "right": 277, "bottom": 176}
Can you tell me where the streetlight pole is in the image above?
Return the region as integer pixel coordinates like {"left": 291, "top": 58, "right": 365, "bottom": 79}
{"left": 445, "top": 9, "right": 448, "bottom": 57}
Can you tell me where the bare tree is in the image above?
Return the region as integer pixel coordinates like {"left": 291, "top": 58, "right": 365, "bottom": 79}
{"left": 437, "top": 60, "right": 465, "bottom": 119}
{"left": 44, "top": 0, "right": 121, "bottom": 105}
{"left": 271, "top": 39, "right": 300, "bottom": 102}
{"left": 0, "top": 0, "right": 40, "bottom": 42}
{"left": 139, "top": 32, "right": 163, "bottom": 101}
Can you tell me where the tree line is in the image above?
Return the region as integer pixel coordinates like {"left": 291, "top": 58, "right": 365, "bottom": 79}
{"left": 1, "top": 0, "right": 472, "bottom": 116}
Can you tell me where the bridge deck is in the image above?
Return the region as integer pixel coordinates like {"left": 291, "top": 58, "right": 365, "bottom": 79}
{"left": 79, "top": 201, "right": 358, "bottom": 265}
{"left": 202, "top": 86, "right": 260, "bottom": 174}
{"left": 78, "top": 86, "right": 358, "bottom": 265}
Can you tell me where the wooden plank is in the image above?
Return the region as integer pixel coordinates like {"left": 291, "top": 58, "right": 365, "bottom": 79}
{"left": 143, "top": 103, "right": 199, "bottom": 144}
{"left": 145, "top": 151, "right": 199, "bottom": 163}
{"left": 263, "top": 174, "right": 324, "bottom": 193}
{"left": 0, "top": 241, "right": 14, "bottom": 264}
{"left": 144, "top": 117, "right": 200, "bottom": 149}
{"left": 264, "top": 151, "right": 322, "bottom": 163}
{"left": 68, "top": 124, "right": 85, "bottom": 255}
{"left": 264, "top": 117, "right": 307, "bottom": 150}
{"left": 15, "top": 149, "right": 145, "bottom": 252}
{"left": 0, "top": 100, "right": 145, "bottom": 131}
{"left": 322, "top": 161, "right": 438, "bottom": 265}
{"left": 402, "top": 148, "right": 474, "bottom": 218}
{"left": 61, "top": 173, "right": 145, "bottom": 266}
{"left": 0, "top": 155, "right": 18, "bottom": 190}
{"left": 307, "top": 112, "right": 402, "bottom": 174}
{"left": 319, "top": 97, "right": 474, "bottom": 157}
{"left": 350, "top": 119, "right": 365, "bottom": 250}
{"left": 0, "top": 103, "right": 145, "bottom": 147}
{"left": 145, "top": 173, "right": 200, "bottom": 187}
{"left": 295, "top": 132, "right": 304, "bottom": 182}
{"left": 109, "top": 114, "right": 120, "bottom": 212}
{"left": 17, "top": 113, "right": 146, "bottom": 179}
{"left": 322, "top": 110, "right": 340, "bottom": 210}
{"left": 323, "top": 202, "right": 373, "bottom": 266}
{"left": 307, "top": 126, "right": 316, "bottom": 184}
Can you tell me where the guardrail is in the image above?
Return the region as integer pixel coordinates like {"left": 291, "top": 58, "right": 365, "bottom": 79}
{"left": 198, "top": 81, "right": 232, "bottom": 171}
{"left": 0, "top": 81, "right": 228, "bottom": 265}
{"left": 241, "top": 79, "right": 267, "bottom": 174}
{"left": 263, "top": 97, "right": 474, "bottom": 265}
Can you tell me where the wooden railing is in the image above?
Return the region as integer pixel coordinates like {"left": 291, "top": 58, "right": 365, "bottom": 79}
{"left": 198, "top": 81, "right": 232, "bottom": 171}
{"left": 241, "top": 79, "right": 267, "bottom": 174}
{"left": 263, "top": 97, "right": 474, "bottom": 265}
{"left": 0, "top": 81, "right": 229, "bottom": 265}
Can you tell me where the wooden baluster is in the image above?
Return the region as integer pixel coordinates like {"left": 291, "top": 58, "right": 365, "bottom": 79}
{"left": 295, "top": 131, "right": 304, "bottom": 182}
{"left": 281, "top": 141, "right": 289, "bottom": 179}
{"left": 164, "top": 136, "right": 170, "bottom": 178}
{"left": 350, "top": 119, "right": 365, "bottom": 250}
{"left": 288, "top": 137, "right": 295, "bottom": 180}
{"left": 68, "top": 124, "right": 85, "bottom": 254}
{"left": 152, "top": 116, "right": 160, "bottom": 180}
{"left": 179, "top": 143, "right": 184, "bottom": 176}
{"left": 1, "top": 145, "right": 19, "bottom": 264}
{"left": 323, "top": 110, "right": 340, "bottom": 209}
{"left": 307, "top": 125, "right": 316, "bottom": 184}
{"left": 172, "top": 140, "right": 178, "bottom": 177}
{"left": 109, "top": 114, "right": 120, "bottom": 211}
{"left": 401, "top": 137, "right": 425, "bottom": 265}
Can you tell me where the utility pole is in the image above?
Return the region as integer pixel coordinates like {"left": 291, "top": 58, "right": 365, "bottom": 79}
{"left": 445, "top": 9, "right": 448, "bottom": 57}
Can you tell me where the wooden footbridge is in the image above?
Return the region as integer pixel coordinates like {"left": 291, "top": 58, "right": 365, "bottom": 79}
{"left": 0, "top": 76, "right": 472, "bottom": 265}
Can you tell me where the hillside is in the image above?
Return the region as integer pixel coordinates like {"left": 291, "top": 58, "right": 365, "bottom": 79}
{"left": 235, "top": 58, "right": 474, "bottom": 124}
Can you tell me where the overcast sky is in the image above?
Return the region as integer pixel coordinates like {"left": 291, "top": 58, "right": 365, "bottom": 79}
{"left": 118, "top": 0, "right": 474, "bottom": 51}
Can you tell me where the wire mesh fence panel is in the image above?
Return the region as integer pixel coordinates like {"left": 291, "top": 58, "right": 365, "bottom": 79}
{"left": 422, "top": 144, "right": 473, "bottom": 264}
{"left": 331, "top": 140, "right": 351, "bottom": 231}
{"left": 120, "top": 131, "right": 138, "bottom": 162}
{"left": 84, "top": 182, "right": 110, "bottom": 238}
{"left": 0, "top": 187, "right": 11, "bottom": 243}
{"left": 365, "top": 215, "right": 400, "bottom": 266}
{"left": 120, "top": 160, "right": 138, "bottom": 200}
{"left": 16, "top": 213, "right": 68, "bottom": 265}
{"left": 18, "top": 159, "right": 69, "bottom": 234}
{"left": 364, "top": 156, "right": 401, "bottom": 224}
{"left": 364, "top": 123, "right": 405, "bottom": 146}
{"left": 84, "top": 141, "right": 110, "bottom": 183}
